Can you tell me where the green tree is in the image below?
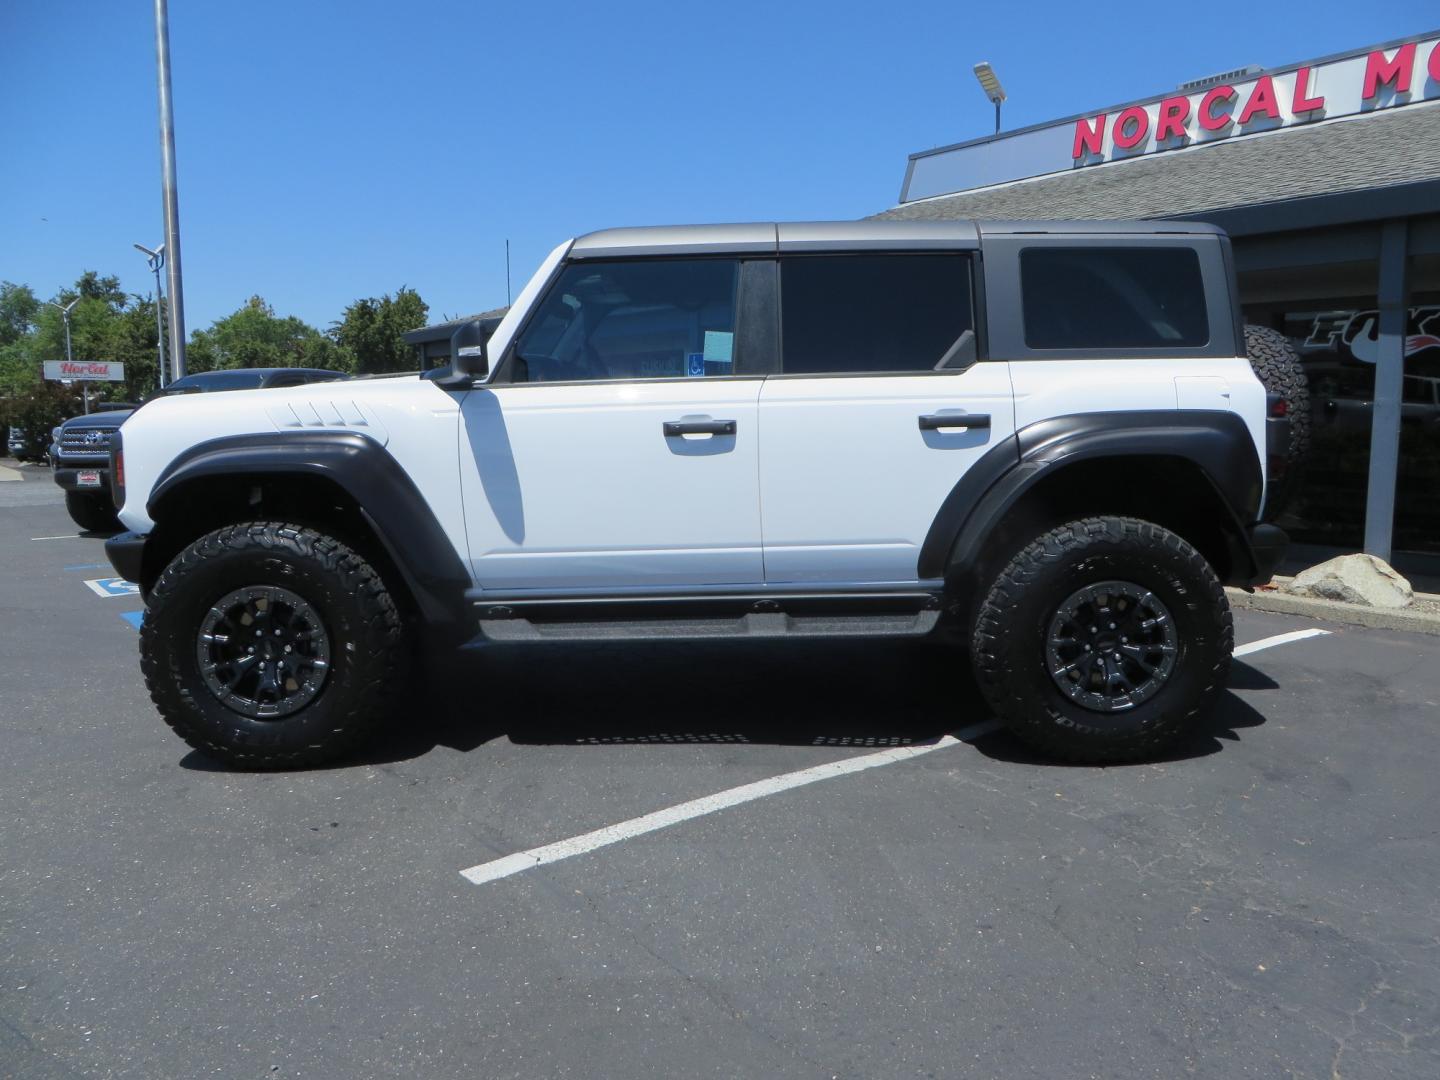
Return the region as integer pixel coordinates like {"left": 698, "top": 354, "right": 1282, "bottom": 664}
{"left": 1, "top": 379, "right": 82, "bottom": 454}
{"left": 331, "top": 286, "right": 428, "bottom": 375}
{"left": 0, "top": 273, "right": 153, "bottom": 403}
{"left": 187, "top": 296, "right": 344, "bottom": 372}
{"left": 0, "top": 282, "right": 39, "bottom": 346}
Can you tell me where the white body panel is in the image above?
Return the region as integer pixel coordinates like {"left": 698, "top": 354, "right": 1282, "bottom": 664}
{"left": 458, "top": 380, "right": 765, "bottom": 591}
{"left": 116, "top": 379, "right": 470, "bottom": 565}
{"left": 1009, "top": 355, "right": 1269, "bottom": 510}
{"left": 757, "top": 365, "right": 1016, "bottom": 584}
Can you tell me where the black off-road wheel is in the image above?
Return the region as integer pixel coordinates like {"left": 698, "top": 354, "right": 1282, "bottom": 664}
{"left": 140, "top": 522, "right": 408, "bottom": 769}
{"left": 65, "top": 491, "right": 120, "bottom": 534}
{"left": 971, "top": 516, "right": 1232, "bottom": 763}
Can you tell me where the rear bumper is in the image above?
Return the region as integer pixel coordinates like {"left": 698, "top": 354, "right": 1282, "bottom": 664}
{"left": 53, "top": 465, "right": 111, "bottom": 494}
{"left": 105, "top": 531, "right": 147, "bottom": 589}
{"left": 1243, "top": 523, "right": 1288, "bottom": 587}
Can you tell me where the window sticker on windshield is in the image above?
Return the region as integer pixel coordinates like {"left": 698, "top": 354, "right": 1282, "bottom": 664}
{"left": 686, "top": 353, "right": 706, "bottom": 377}
{"left": 703, "top": 330, "right": 734, "bottom": 364}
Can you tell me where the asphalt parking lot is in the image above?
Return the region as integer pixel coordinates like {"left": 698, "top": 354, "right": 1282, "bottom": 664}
{"left": 3, "top": 460, "right": 1439, "bottom": 1080}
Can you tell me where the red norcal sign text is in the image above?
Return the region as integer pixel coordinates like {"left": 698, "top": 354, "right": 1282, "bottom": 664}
{"left": 1072, "top": 40, "right": 1440, "bottom": 161}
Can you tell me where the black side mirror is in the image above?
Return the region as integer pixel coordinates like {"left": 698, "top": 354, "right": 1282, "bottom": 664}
{"left": 451, "top": 319, "right": 489, "bottom": 379}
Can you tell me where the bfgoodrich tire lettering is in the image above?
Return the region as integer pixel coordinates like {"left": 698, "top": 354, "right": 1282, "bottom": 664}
{"left": 971, "top": 516, "right": 1232, "bottom": 763}
{"left": 140, "top": 522, "right": 408, "bottom": 769}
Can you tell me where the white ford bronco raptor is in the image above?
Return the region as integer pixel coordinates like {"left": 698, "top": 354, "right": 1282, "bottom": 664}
{"left": 105, "top": 220, "right": 1291, "bottom": 768}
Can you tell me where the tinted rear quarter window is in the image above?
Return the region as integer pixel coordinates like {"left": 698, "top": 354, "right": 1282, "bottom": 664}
{"left": 781, "top": 254, "right": 974, "bottom": 374}
{"left": 1021, "top": 247, "right": 1208, "bottom": 350}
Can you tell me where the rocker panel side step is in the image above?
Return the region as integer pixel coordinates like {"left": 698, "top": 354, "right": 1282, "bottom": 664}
{"left": 471, "top": 609, "right": 941, "bottom": 644}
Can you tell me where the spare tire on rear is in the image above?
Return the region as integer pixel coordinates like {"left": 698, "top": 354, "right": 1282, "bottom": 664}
{"left": 1244, "top": 324, "right": 1310, "bottom": 517}
{"left": 1244, "top": 324, "right": 1311, "bottom": 467}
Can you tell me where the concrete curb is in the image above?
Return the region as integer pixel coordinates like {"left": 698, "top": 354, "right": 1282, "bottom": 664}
{"left": 1226, "top": 585, "right": 1440, "bottom": 637}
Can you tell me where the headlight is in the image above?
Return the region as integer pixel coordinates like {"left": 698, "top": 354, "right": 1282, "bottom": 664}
{"left": 51, "top": 426, "right": 62, "bottom": 441}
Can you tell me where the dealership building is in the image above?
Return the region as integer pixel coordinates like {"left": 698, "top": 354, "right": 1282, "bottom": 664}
{"left": 878, "top": 30, "right": 1440, "bottom": 572}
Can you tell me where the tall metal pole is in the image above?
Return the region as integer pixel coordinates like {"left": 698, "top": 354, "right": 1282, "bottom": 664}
{"left": 62, "top": 306, "right": 88, "bottom": 415}
{"left": 154, "top": 0, "right": 187, "bottom": 380}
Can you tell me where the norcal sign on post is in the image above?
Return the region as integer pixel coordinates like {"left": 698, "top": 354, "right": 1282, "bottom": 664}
{"left": 43, "top": 360, "right": 125, "bottom": 382}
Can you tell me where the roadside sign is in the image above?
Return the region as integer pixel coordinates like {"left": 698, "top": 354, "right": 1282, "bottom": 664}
{"left": 44, "top": 360, "right": 125, "bottom": 382}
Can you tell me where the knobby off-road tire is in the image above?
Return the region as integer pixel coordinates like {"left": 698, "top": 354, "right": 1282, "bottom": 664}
{"left": 65, "top": 490, "right": 120, "bottom": 534}
{"left": 1244, "top": 324, "right": 1311, "bottom": 466}
{"left": 971, "top": 516, "right": 1232, "bottom": 763}
{"left": 140, "top": 522, "right": 408, "bottom": 769}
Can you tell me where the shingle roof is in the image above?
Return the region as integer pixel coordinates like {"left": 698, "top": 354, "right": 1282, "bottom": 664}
{"left": 873, "top": 102, "right": 1440, "bottom": 222}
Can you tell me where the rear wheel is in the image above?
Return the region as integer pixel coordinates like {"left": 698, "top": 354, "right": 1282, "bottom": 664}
{"left": 65, "top": 491, "right": 120, "bottom": 533}
{"left": 140, "top": 522, "right": 409, "bottom": 769}
{"left": 971, "top": 516, "right": 1232, "bottom": 763}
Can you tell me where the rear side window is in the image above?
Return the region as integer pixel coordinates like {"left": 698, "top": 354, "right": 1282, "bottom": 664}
{"left": 781, "top": 254, "right": 974, "bottom": 374}
{"left": 1021, "top": 247, "right": 1208, "bottom": 350}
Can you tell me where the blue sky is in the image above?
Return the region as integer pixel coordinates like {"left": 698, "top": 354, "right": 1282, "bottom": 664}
{"left": 2, "top": 2, "right": 1433, "bottom": 334}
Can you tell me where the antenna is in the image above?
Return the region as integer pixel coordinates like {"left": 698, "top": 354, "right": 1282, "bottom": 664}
{"left": 505, "top": 239, "right": 512, "bottom": 307}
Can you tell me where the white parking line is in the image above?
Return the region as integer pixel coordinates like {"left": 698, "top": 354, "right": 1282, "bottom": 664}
{"left": 460, "top": 623, "right": 1333, "bottom": 887}
{"left": 1234, "top": 627, "right": 1331, "bottom": 656}
{"left": 30, "top": 534, "right": 83, "bottom": 541}
{"left": 461, "top": 720, "right": 1001, "bottom": 885}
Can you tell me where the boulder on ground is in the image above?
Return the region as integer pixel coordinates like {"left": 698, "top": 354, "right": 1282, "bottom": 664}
{"left": 1282, "top": 553, "right": 1414, "bottom": 609}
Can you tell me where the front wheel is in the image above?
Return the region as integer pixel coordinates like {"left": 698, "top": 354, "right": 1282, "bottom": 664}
{"left": 140, "top": 522, "right": 409, "bottom": 769}
{"left": 971, "top": 516, "right": 1232, "bottom": 763}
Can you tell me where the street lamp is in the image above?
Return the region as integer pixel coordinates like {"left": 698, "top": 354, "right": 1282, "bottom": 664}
{"left": 46, "top": 297, "right": 86, "bottom": 414}
{"left": 134, "top": 242, "right": 168, "bottom": 390}
{"left": 973, "top": 61, "right": 1006, "bottom": 135}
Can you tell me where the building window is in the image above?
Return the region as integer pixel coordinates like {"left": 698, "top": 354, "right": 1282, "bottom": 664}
{"left": 1250, "top": 255, "right": 1440, "bottom": 565}
{"left": 1020, "top": 247, "right": 1209, "bottom": 350}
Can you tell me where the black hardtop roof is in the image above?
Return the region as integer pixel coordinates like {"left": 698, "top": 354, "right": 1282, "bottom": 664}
{"left": 169, "top": 367, "right": 348, "bottom": 380}
{"left": 569, "top": 219, "right": 1223, "bottom": 258}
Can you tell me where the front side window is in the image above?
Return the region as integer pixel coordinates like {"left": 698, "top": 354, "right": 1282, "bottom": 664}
{"left": 510, "top": 259, "right": 739, "bottom": 382}
{"left": 781, "top": 254, "right": 974, "bottom": 374}
{"left": 1021, "top": 247, "right": 1209, "bottom": 350}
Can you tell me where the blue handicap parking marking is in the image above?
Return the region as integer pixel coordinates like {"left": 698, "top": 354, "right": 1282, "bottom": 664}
{"left": 84, "top": 577, "right": 142, "bottom": 598}
{"left": 120, "top": 611, "right": 145, "bottom": 630}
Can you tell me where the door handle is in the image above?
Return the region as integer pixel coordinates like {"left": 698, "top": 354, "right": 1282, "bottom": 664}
{"left": 918, "top": 412, "right": 990, "bottom": 431}
{"left": 663, "top": 419, "right": 736, "bottom": 437}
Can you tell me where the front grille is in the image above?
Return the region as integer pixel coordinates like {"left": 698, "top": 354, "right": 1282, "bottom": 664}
{"left": 58, "top": 428, "right": 114, "bottom": 459}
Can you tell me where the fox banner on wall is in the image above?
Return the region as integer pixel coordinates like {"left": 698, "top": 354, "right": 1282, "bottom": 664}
{"left": 43, "top": 360, "right": 125, "bottom": 382}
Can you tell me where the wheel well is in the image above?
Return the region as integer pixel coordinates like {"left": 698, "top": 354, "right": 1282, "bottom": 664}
{"left": 143, "top": 473, "right": 419, "bottom": 618}
{"left": 949, "top": 455, "right": 1247, "bottom": 610}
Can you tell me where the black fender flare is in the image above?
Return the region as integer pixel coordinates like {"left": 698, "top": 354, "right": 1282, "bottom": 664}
{"left": 918, "top": 410, "right": 1266, "bottom": 584}
{"left": 147, "top": 431, "right": 470, "bottom": 625}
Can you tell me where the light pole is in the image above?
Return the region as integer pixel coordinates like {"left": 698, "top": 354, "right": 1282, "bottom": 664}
{"left": 973, "top": 62, "right": 1007, "bottom": 136}
{"left": 47, "top": 298, "right": 85, "bottom": 413}
{"left": 153, "top": 0, "right": 187, "bottom": 380}
{"left": 134, "top": 242, "right": 168, "bottom": 390}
